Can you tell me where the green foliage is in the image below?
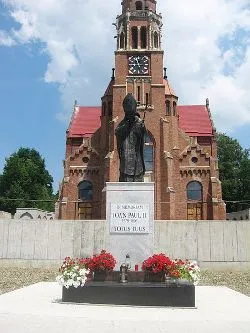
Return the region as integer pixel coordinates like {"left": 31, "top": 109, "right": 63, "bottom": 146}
{"left": 217, "top": 133, "right": 250, "bottom": 212}
{"left": 0, "top": 148, "right": 55, "bottom": 215}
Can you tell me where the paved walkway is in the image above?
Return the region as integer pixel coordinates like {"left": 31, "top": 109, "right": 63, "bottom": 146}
{"left": 0, "top": 283, "right": 249, "bottom": 332}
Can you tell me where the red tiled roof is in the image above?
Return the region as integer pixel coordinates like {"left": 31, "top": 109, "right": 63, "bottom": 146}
{"left": 67, "top": 106, "right": 101, "bottom": 138}
{"left": 177, "top": 105, "right": 213, "bottom": 137}
{"left": 67, "top": 104, "right": 213, "bottom": 139}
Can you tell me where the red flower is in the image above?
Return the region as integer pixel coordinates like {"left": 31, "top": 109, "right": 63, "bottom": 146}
{"left": 142, "top": 254, "right": 173, "bottom": 273}
{"left": 84, "top": 250, "right": 116, "bottom": 272}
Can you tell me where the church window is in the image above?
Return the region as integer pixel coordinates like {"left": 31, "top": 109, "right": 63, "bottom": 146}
{"left": 78, "top": 181, "right": 93, "bottom": 201}
{"left": 154, "top": 31, "right": 159, "bottom": 48}
{"left": 187, "top": 181, "right": 203, "bottom": 220}
{"left": 135, "top": 1, "right": 143, "bottom": 10}
{"left": 144, "top": 133, "right": 154, "bottom": 172}
{"left": 173, "top": 101, "right": 177, "bottom": 116}
{"left": 141, "top": 26, "right": 147, "bottom": 49}
{"left": 120, "top": 31, "right": 125, "bottom": 49}
{"left": 132, "top": 27, "right": 138, "bottom": 49}
{"left": 102, "top": 102, "right": 106, "bottom": 116}
{"left": 191, "top": 156, "right": 198, "bottom": 164}
{"left": 72, "top": 138, "right": 83, "bottom": 146}
{"left": 166, "top": 100, "right": 171, "bottom": 115}
{"left": 187, "top": 181, "right": 203, "bottom": 201}
{"left": 78, "top": 181, "right": 93, "bottom": 220}
{"left": 108, "top": 101, "right": 113, "bottom": 116}
{"left": 82, "top": 156, "right": 89, "bottom": 164}
{"left": 145, "top": 93, "right": 149, "bottom": 106}
{"left": 137, "top": 86, "right": 141, "bottom": 104}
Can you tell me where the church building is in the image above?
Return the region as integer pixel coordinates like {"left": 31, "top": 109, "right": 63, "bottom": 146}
{"left": 58, "top": 0, "right": 226, "bottom": 221}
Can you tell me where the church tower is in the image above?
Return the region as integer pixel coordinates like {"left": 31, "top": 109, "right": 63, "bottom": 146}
{"left": 100, "top": 0, "right": 180, "bottom": 219}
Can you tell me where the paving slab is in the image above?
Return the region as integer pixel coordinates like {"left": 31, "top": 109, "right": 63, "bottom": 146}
{"left": 0, "top": 283, "right": 249, "bottom": 333}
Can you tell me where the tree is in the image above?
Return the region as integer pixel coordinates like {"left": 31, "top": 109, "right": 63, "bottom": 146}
{"left": 0, "top": 148, "right": 54, "bottom": 215}
{"left": 217, "top": 133, "right": 250, "bottom": 212}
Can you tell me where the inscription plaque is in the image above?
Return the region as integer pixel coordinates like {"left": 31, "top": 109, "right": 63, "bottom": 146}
{"left": 110, "top": 203, "right": 150, "bottom": 234}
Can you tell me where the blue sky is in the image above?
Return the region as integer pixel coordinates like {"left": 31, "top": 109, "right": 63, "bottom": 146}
{"left": 0, "top": 0, "right": 250, "bottom": 192}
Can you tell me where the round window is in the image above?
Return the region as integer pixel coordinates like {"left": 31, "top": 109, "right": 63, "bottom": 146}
{"left": 82, "top": 157, "right": 89, "bottom": 163}
{"left": 191, "top": 157, "right": 198, "bottom": 164}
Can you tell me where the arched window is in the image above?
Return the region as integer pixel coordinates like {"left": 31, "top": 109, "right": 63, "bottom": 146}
{"left": 137, "top": 86, "right": 141, "bottom": 104}
{"left": 141, "top": 26, "right": 147, "bottom": 49}
{"left": 102, "top": 102, "right": 106, "bottom": 116}
{"left": 78, "top": 181, "right": 93, "bottom": 201}
{"left": 166, "top": 100, "right": 171, "bottom": 115}
{"left": 154, "top": 31, "right": 159, "bottom": 48}
{"left": 108, "top": 101, "right": 113, "bottom": 116}
{"left": 132, "top": 27, "right": 138, "bottom": 49}
{"left": 144, "top": 133, "right": 154, "bottom": 172}
{"left": 135, "top": 1, "right": 143, "bottom": 10}
{"left": 187, "top": 181, "right": 203, "bottom": 220}
{"left": 187, "top": 181, "right": 203, "bottom": 201}
{"left": 173, "top": 101, "right": 177, "bottom": 116}
{"left": 120, "top": 31, "right": 125, "bottom": 49}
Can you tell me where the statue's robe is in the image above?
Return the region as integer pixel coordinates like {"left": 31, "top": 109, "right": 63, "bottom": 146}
{"left": 115, "top": 116, "right": 146, "bottom": 182}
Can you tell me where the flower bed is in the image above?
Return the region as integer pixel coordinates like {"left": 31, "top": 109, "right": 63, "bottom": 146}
{"left": 56, "top": 257, "right": 90, "bottom": 289}
{"left": 142, "top": 254, "right": 201, "bottom": 284}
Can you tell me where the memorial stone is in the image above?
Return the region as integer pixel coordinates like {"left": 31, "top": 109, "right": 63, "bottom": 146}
{"left": 105, "top": 182, "right": 154, "bottom": 269}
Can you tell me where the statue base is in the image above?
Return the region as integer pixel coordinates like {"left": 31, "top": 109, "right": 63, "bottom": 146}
{"left": 105, "top": 182, "right": 154, "bottom": 270}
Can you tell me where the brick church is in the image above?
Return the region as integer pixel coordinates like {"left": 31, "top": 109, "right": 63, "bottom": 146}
{"left": 58, "top": 0, "right": 226, "bottom": 221}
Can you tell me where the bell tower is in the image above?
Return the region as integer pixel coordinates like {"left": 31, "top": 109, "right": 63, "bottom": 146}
{"left": 101, "top": 0, "right": 179, "bottom": 219}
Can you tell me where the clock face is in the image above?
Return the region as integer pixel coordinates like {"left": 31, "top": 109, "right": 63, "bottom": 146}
{"left": 128, "top": 55, "right": 149, "bottom": 75}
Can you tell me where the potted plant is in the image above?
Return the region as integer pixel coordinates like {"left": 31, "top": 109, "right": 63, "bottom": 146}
{"left": 56, "top": 257, "right": 90, "bottom": 289}
{"left": 84, "top": 250, "right": 116, "bottom": 281}
{"left": 142, "top": 253, "right": 173, "bottom": 282}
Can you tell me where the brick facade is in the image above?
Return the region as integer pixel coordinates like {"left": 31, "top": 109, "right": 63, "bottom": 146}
{"left": 59, "top": 0, "right": 226, "bottom": 221}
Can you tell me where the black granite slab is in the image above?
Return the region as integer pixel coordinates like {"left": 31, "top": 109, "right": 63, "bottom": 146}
{"left": 62, "top": 281, "right": 195, "bottom": 307}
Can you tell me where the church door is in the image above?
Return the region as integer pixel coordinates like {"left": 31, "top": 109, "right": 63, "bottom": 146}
{"left": 78, "top": 202, "right": 92, "bottom": 220}
{"left": 187, "top": 202, "right": 202, "bottom": 220}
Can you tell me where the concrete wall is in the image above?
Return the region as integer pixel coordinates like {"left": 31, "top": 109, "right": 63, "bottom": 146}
{"left": 0, "top": 219, "right": 250, "bottom": 270}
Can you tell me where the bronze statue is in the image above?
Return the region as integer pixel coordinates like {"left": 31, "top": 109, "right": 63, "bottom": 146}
{"left": 115, "top": 94, "right": 146, "bottom": 182}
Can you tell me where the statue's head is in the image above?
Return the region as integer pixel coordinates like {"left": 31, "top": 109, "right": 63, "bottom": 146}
{"left": 123, "top": 93, "right": 137, "bottom": 119}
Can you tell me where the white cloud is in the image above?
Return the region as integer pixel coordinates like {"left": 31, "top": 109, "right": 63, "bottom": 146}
{"left": 0, "top": 30, "right": 16, "bottom": 46}
{"left": 2, "top": 0, "right": 250, "bottom": 133}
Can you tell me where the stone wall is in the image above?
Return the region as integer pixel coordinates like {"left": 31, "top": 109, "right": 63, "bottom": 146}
{"left": 0, "top": 220, "right": 250, "bottom": 270}
{"left": 0, "top": 211, "right": 12, "bottom": 220}
{"left": 227, "top": 209, "right": 250, "bottom": 221}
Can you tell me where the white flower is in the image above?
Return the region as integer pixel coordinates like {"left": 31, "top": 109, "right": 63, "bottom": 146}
{"left": 73, "top": 280, "right": 80, "bottom": 288}
{"left": 67, "top": 279, "right": 74, "bottom": 286}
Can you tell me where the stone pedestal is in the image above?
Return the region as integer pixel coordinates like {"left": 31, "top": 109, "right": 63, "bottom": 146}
{"left": 105, "top": 182, "right": 154, "bottom": 269}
